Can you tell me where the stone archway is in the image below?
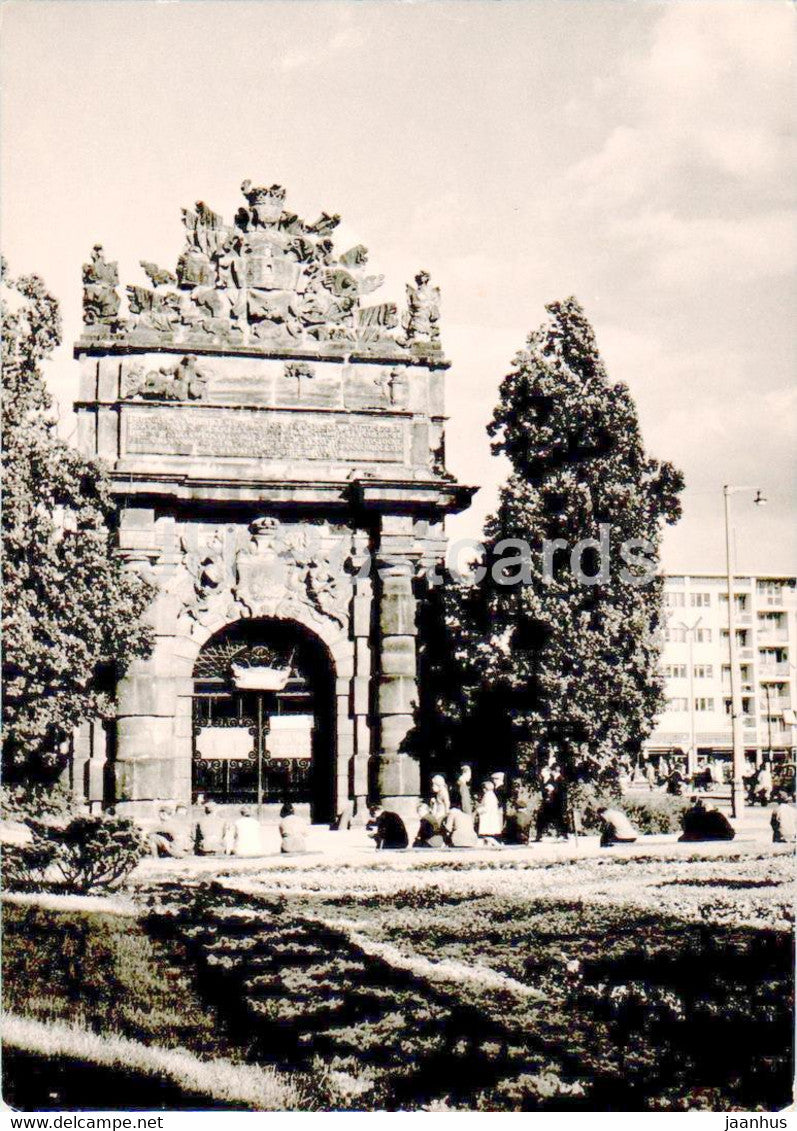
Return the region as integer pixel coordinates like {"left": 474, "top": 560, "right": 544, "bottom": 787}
{"left": 190, "top": 617, "right": 337, "bottom": 822}
{"left": 72, "top": 181, "right": 476, "bottom": 819}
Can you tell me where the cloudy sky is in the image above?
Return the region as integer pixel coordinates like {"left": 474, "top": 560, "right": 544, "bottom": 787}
{"left": 3, "top": 0, "right": 794, "bottom": 574}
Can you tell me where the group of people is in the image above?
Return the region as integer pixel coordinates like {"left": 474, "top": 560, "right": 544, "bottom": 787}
{"left": 149, "top": 800, "right": 308, "bottom": 858}
{"left": 366, "top": 765, "right": 509, "bottom": 851}
{"left": 366, "top": 761, "right": 575, "bottom": 851}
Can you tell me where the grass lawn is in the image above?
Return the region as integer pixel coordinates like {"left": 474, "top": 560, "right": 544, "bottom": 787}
{"left": 3, "top": 847, "right": 794, "bottom": 1112}
{"left": 1, "top": 901, "right": 306, "bottom": 1110}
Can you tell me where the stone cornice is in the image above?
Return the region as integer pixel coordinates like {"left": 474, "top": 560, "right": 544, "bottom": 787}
{"left": 107, "top": 472, "right": 477, "bottom": 515}
{"left": 74, "top": 338, "right": 451, "bottom": 370}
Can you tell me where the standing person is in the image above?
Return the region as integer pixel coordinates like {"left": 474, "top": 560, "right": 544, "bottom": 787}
{"left": 535, "top": 770, "right": 569, "bottom": 841}
{"left": 195, "top": 800, "right": 226, "bottom": 855}
{"left": 229, "top": 806, "right": 263, "bottom": 857}
{"left": 429, "top": 774, "right": 451, "bottom": 822}
{"left": 755, "top": 761, "right": 773, "bottom": 805}
{"left": 279, "top": 802, "right": 307, "bottom": 854}
{"left": 504, "top": 781, "right": 536, "bottom": 845}
{"left": 666, "top": 766, "right": 685, "bottom": 796}
{"left": 645, "top": 756, "right": 657, "bottom": 791}
{"left": 453, "top": 764, "right": 474, "bottom": 815}
{"left": 491, "top": 772, "right": 508, "bottom": 824}
{"left": 475, "top": 780, "right": 503, "bottom": 839}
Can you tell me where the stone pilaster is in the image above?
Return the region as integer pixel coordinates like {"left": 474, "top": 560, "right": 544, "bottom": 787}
{"left": 375, "top": 516, "right": 420, "bottom": 814}
{"left": 113, "top": 507, "right": 184, "bottom": 813}
{"left": 350, "top": 531, "right": 374, "bottom": 819}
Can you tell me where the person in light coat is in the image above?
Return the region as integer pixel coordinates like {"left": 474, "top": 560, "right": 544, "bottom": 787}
{"left": 475, "top": 780, "right": 503, "bottom": 838}
{"left": 429, "top": 774, "right": 451, "bottom": 822}
{"left": 228, "top": 806, "right": 263, "bottom": 857}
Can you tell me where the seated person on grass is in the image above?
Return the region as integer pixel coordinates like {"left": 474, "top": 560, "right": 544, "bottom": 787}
{"left": 414, "top": 801, "right": 446, "bottom": 848}
{"left": 443, "top": 806, "right": 479, "bottom": 848}
{"left": 228, "top": 806, "right": 264, "bottom": 857}
{"left": 194, "top": 800, "right": 226, "bottom": 855}
{"left": 503, "top": 782, "right": 537, "bottom": 845}
{"left": 366, "top": 806, "right": 409, "bottom": 850}
{"left": 771, "top": 802, "right": 797, "bottom": 844}
{"left": 279, "top": 802, "right": 308, "bottom": 854}
{"left": 678, "top": 798, "right": 735, "bottom": 842}
{"left": 596, "top": 806, "right": 638, "bottom": 847}
{"left": 150, "top": 806, "right": 192, "bottom": 858}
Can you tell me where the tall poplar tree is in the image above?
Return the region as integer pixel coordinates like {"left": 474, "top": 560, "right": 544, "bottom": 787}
{"left": 2, "top": 261, "right": 154, "bottom": 782}
{"left": 471, "top": 297, "right": 684, "bottom": 778}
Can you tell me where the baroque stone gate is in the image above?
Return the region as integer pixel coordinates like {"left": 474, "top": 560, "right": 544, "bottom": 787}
{"left": 72, "top": 181, "right": 474, "bottom": 819}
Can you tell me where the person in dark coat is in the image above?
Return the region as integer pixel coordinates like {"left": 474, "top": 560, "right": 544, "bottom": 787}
{"left": 366, "top": 806, "right": 409, "bottom": 850}
{"left": 504, "top": 781, "right": 536, "bottom": 845}
{"left": 535, "top": 766, "right": 569, "bottom": 841}
{"left": 414, "top": 802, "right": 446, "bottom": 848}
{"left": 678, "top": 798, "right": 735, "bottom": 841}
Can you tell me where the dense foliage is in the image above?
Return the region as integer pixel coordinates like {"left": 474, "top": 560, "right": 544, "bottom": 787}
{"left": 2, "top": 814, "right": 148, "bottom": 893}
{"left": 2, "top": 261, "right": 154, "bottom": 780}
{"left": 428, "top": 298, "right": 683, "bottom": 782}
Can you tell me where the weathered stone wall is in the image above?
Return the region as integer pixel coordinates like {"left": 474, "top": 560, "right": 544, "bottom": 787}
{"left": 72, "top": 180, "right": 474, "bottom": 819}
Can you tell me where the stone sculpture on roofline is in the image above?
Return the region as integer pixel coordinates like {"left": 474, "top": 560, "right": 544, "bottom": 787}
{"left": 81, "top": 181, "right": 442, "bottom": 357}
{"left": 73, "top": 178, "right": 476, "bottom": 825}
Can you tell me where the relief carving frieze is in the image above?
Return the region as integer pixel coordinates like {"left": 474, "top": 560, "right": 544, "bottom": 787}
{"left": 123, "top": 355, "right": 211, "bottom": 401}
{"left": 171, "top": 519, "right": 353, "bottom": 634}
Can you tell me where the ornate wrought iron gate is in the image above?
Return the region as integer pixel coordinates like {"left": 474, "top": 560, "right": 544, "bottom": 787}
{"left": 191, "top": 632, "right": 317, "bottom": 808}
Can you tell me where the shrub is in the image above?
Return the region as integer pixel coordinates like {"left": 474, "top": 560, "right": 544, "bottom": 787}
{"left": 621, "top": 793, "right": 690, "bottom": 835}
{"left": 568, "top": 782, "right": 688, "bottom": 834}
{"left": 3, "top": 815, "right": 147, "bottom": 894}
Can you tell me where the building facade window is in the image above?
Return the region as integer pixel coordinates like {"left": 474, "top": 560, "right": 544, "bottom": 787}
{"left": 724, "top": 697, "right": 754, "bottom": 716}
{"left": 665, "top": 592, "right": 686, "bottom": 607}
{"left": 664, "top": 664, "right": 688, "bottom": 679}
{"left": 757, "top": 581, "right": 784, "bottom": 605}
{"left": 695, "top": 697, "right": 714, "bottom": 712}
{"left": 690, "top": 593, "right": 711, "bottom": 607}
{"left": 695, "top": 628, "right": 712, "bottom": 643}
{"left": 665, "top": 627, "right": 687, "bottom": 643}
{"left": 694, "top": 665, "right": 713, "bottom": 679}
{"left": 667, "top": 697, "right": 689, "bottom": 712}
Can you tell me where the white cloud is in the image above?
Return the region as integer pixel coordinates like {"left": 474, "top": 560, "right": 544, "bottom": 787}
{"left": 610, "top": 208, "right": 794, "bottom": 287}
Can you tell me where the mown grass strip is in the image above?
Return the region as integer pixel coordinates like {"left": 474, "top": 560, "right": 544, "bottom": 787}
{"left": 2, "top": 1014, "right": 307, "bottom": 1111}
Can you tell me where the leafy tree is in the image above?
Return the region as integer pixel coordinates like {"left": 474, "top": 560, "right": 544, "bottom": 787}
{"left": 2, "top": 260, "right": 154, "bottom": 782}
{"left": 455, "top": 297, "right": 683, "bottom": 782}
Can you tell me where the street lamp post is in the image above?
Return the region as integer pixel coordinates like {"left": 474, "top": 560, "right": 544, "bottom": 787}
{"left": 763, "top": 682, "right": 773, "bottom": 764}
{"left": 677, "top": 618, "right": 702, "bottom": 780}
{"left": 723, "top": 484, "right": 766, "bottom": 818}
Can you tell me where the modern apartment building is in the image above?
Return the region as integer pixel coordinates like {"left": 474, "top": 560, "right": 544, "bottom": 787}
{"left": 645, "top": 574, "right": 797, "bottom": 767}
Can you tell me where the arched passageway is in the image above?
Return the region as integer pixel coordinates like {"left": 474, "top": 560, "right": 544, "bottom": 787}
{"left": 191, "top": 618, "right": 335, "bottom": 822}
